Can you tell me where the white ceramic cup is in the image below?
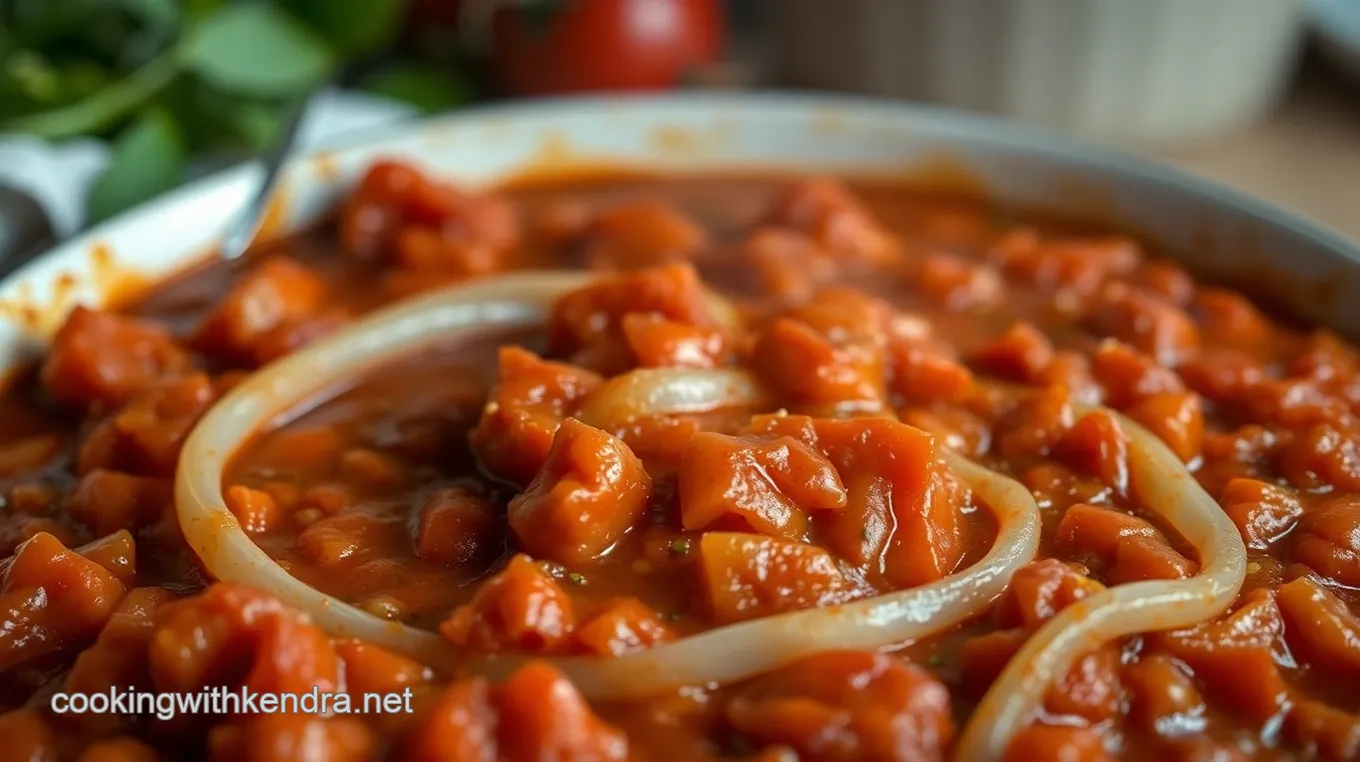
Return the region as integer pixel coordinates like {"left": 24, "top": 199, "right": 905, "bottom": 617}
{"left": 772, "top": 0, "right": 1308, "bottom": 144}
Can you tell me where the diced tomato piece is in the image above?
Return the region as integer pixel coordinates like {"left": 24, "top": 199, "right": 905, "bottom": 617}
{"left": 1045, "top": 645, "right": 1122, "bottom": 724}
{"left": 1280, "top": 424, "right": 1360, "bottom": 494}
{"left": 678, "top": 432, "right": 845, "bottom": 541}
{"left": 75, "top": 530, "right": 137, "bottom": 588}
{"left": 66, "top": 470, "right": 171, "bottom": 536}
{"left": 295, "top": 513, "right": 387, "bottom": 569}
{"left": 992, "top": 559, "right": 1104, "bottom": 631}
{"left": 77, "top": 373, "right": 218, "bottom": 477}
{"left": 42, "top": 307, "right": 192, "bottom": 409}
{"left": 1004, "top": 725, "right": 1113, "bottom": 762}
{"left": 1122, "top": 652, "right": 1205, "bottom": 736}
{"left": 1293, "top": 493, "right": 1360, "bottom": 587}
{"left": 994, "top": 385, "right": 1075, "bottom": 461}
{"left": 509, "top": 419, "right": 652, "bottom": 565}
{"left": 1190, "top": 287, "right": 1276, "bottom": 348}
{"left": 1276, "top": 576, "right": 1360, "bottom": 678}
{"left": 751, "top": 318, "right": 887, "bottom": 413}
{"left": 573, "top": 598, "right": 674, "bottom": 656}
{"left": 193, "top": 258, "right": 327, "bottom": 366}
{"left": 1130, "top": 260, "right": 1195, "bottom": 306}
{"left": 620, "top": 312, "right": 729, "bottom": 369}
{"left": 65, "top": 587, "right": 177, "bottom": 733}
{"left": 745, "top": 415, "right": 962, "bottom": 588}
{"left": 1284, "top": 699, "right": 1360, "bottom": 762}
{"left": 224, "top": 485, "right": 280, "bottom": 535}
{"left": 972, "top": 323, "right": 1054, "bottom": 384}
{"left": 78, "top": 737, "right": 160, "bottom": 762}
{"left": 1126, "top": 391, "right": 1204, "bottom": 463}
{"left": 765, "top": 179, "right": 899, "bottom": 265}
{"left": 469, "top": 347, "right": 602, "bottom": 485}
{"left": 0, "top": 710, "right": 57, "bottom": 762}
{"left": 413, "top": 483, "right": 499, "bottom": 567}
{"left": 1054, "top": 410, "right": 1130, "bottom": 495}
{"left": 745, "top": 227, "right": 837, "bottom": 302}
{"left": 1177, "top": 348, "right": 1267, "bottom": 404}
{"left": 335, "top": 640, "right": 431, "bottom": 698}
{"left": 497, "top": 662, "right": 628, "bottom": 762}
{"left": 547, "top": 263, "right": 716, "bottom": 371}
{"left": 959, "top": 629, "right": 1027, "bottom": 696}
{"left": 891, "top": 344, "right": 976, "bottom": 405}
{"left": 403, "top": 677, "right": 498, "bottom": 762}
{"left": 914, "top": 253, "right": 1002, "bottom": 310}
{"left": 1087, "top": 283, "right": 1199, "bottom": 366}
{"left": 585, "top": 200, "right": 707, "bottom": 271}
{"left": 440, "top": 555, "right": 575, "bottom": 653}
{"left": 728, "top": 651, "right": 954, "bottom": 762}
{"left": 697, "top": 532, "right": 852, "bottom": 624}
{"left": 149, "top": 583, "right": 338, "bottom": 696}
{"left": 1150, "top": 590, "right": 1289, "bottom": 725}
{"left": 1091, "top": 341, "right": 1184, "bottom": 408}
{"left": 0, "top": 531, "right": 128, "bottom": 669}
{"left": 1219, "top": 478, "right": 1302, "bottom": 551}
{"left": 208, "top": 714, "right": 374, "bottom": 762}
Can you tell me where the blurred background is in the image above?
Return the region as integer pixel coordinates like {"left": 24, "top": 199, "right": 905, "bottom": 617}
{"left": 1, "top": 0, "right": 1357, "bottom": 264}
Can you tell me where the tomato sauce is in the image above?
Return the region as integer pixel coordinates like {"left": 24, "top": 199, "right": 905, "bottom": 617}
{"left": 1, "top": 161, "right": 1359, "bottom": 761}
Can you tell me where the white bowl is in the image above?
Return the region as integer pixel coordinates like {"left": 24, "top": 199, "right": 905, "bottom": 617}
{"left": 3, "top": 93, "right": 1358, "bottom": 382}
{"left": 772, "top": 0, "right": 1308, "bottom": 143}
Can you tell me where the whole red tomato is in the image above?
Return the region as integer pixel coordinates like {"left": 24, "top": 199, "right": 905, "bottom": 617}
{"left": 491, "top": 0, "right": 725, "bottom": 95}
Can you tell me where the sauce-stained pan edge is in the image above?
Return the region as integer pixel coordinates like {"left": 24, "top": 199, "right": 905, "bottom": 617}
{"left": 3, "top": 92, "right": 1357, "bottom": 389}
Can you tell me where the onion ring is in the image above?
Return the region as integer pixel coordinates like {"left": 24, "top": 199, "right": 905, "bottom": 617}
{"left": 177, "top": 271, "right": 1042, "bottom": 698}
{"left": 575, "top": 368, "right": 773, "bottom": 430}
{"left": 953, "top": 403, "right": 1248, "bottom": 762}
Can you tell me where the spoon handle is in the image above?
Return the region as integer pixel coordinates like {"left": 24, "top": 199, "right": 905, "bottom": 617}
{"left": 218, "top": 88, "right": 321, "bottom": 261}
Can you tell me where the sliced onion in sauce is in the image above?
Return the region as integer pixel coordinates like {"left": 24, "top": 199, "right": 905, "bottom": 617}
{"left": 575, "top": 368, "right": 772, "bottom": 430}
{"left": 953, "top": 403, "right": 1248, "bottom": 762}
{"left": 177, "top": 271, "right": 1042, "bottom": 695}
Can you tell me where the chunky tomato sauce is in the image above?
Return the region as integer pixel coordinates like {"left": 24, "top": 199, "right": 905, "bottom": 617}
{"left": 2, "top": 162, "right": 1359, "bottom": 762}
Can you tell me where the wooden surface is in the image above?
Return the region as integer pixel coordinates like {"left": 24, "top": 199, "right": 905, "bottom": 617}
{"left": 1140, "top": 65, "right": 1360, "bottom": 242}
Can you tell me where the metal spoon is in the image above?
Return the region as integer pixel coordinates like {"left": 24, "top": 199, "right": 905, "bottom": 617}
{"left": 217, "top": 88, "right": 322, "bottom": 261}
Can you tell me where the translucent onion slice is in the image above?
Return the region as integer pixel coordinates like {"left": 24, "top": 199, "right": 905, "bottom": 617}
{"left": 953, "top": 403, "right": 1248, "bottom": 762}
{"left": 575, "top": 368, "right": 772, "bottom": 430}
{"left": 177, "top": 271, "right": 1042, "bottom": 697}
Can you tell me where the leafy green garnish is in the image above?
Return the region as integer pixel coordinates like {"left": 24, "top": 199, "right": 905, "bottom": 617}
{"left": 285, "top": 0, "right": 404, "bottom": 56}
{"left": 0, "top": 0, "right": 470, "bottom": 223}
{"left": 182, "top": 3, "right": 334, "bottom": 96}
{"left": 669, "top": 537, "right": 693, "bottom": 556}
{"left": 567, "top": 572, "right": 587, "bottom": 586}
{"left": 86, "top": 108, "right": 186, "bottom": 222}
{"left": 358, "top": 61, "right": 469, "bottom": 114}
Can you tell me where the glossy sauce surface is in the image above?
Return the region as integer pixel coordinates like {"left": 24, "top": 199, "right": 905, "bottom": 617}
{"left": 1, "top": 165, "right": 1359, "bottom": 762}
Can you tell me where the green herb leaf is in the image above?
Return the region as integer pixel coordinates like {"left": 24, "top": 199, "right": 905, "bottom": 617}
{"left": 358, "top": 61, "right": 469, "bottom": 113}
{"left": 286, "top": 0, "right": 404, "bottom": 56}
{"left": 567, "top": 572, "right": 587, "bottom": 586}
{"left": 0, "top": 50, "right": 179, "bottom": 138}
{"left": 183, "top": 0, "right": 226, "bottom": 24}
{"left": 182, "top": 3, "right": 334, "bottom": 97}
{"left": 669, "top": 537, "right": 692, "bottom": 556}
{"left": 87, "top": 109, "right": 186, "bottom": 222}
